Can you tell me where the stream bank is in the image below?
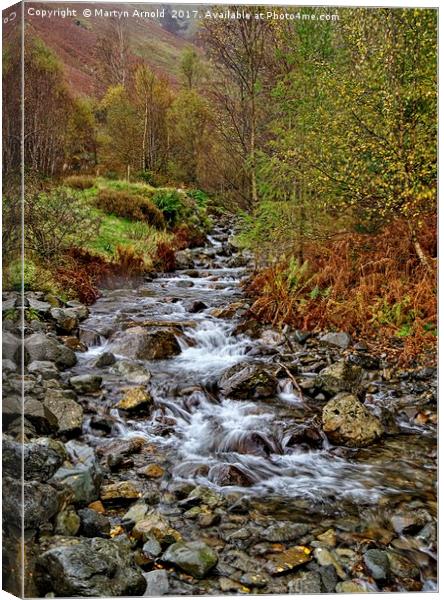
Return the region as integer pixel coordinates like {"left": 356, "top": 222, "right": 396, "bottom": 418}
{"left": 2, "top": 216, "right": 437, "bottom": 596}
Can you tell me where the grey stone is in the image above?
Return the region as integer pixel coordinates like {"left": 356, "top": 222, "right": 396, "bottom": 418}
{"left": 322, "top": 392, "right": 384, "bottom": 447}
{"left": 364, "top": 549, "right": 390, "bottom": 580}
{"left": 144, "top": 569, "right": 169, "bottom": 596}
{"left": 288, "top": 571, "right": 322, "bottom": 593}
{"left": 25, "top": 333, "right": 77, "bottom": 368}
{"left": 219, "top": 361, "right": 278, "bottom": 399}
{"left": 43, "top": 389, "right": 83, "bottom": 434}
{"left": 93, "top": 352, "right": 116, "bottom": 368}
{"left": 315, "top": 360, "right": 363, "bottom": 396}
{"left": 2, "top": 332, "right": 21, "bottom": 363}
{"left": 162, "top": 541, "right": 218, "bottom": 579}
{"left": 78, "top": 508, "right": 110, "bottom": 538}
{"left": 28, "top": 360, "right": 59, "bottom": 380}
{"left": 110, "top": 360, "right": 151, "bottom": 384}
{"left": 320, "top": 332, "right": 351, "bottom": 349}
{"left": 110, "top": 327, "right": 181, "bottom": 360}
{"left": 69, "top": 374, "right": 102, "bottom": 394}
{"left": 36, "top": 537, "right": 146, "bottom": 597}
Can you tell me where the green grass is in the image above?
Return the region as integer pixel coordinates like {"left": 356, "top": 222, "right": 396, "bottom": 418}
{"left": 83, "top": 208, "right": 172, "bottom": 265}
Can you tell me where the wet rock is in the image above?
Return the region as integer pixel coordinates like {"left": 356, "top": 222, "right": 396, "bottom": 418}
{"left": 320, "top": 331, "right": 351, "bottom": 349}
{"left": 55, "top": 507, "right": 81, "bottom": 536}
{"left": 98, "top": 437, "right": 145, "bottom": 471}
{"left": 23, "top": 438, "right": 66, "bottom": 481}
{"left": 266, "top": 546, "right": 312, "bottom": 575}
{"left": 319, "top": 565, "right": 338, "bottom": 592}
{"left": 387, "top": 551, "right": 420, "bottom": 579}
{"left": 93, "top": 352, "right": 116, "bottom": 368}
{"left": 2, "top": 358, "right": 17, "bottom": 373}
{"left": 24, "top": 480, "right": 60, "bottom": 530}
{"left": 179, "top": 486, "right": 223, "bottom": 509}
{"left": 62, "top": 335, "right": 87, "bottom": 352}
{"left": 316, "top": 528, "right": 336, "bottom": 548}
{"left": 101, "top": 481, "right": 143, "bottom": 502}
{"left": 263, "top": 522, "right": 310, "bottom": 543}
{"left": 111, "top": 326, "right": 181, "bottom": 360}
{"left": 117, "top": 386, "right": 152, "bottom": 412}
{"left": 219, "top": 361, "right": 278, "bottom": 399}
{"left": 239, "top": 572, "right": 269, "bottom": 588}
{"left": 27, "top": 297, "right": 52, "bottom": 316}
{"left": 208, "top": 463, "right": 254, "bottom": 486}
{"left": 27, "top": 360, "right": 59, "bottom": 380}
{"left": 313, "top": 547, "right": 345, "bottom": 578}
{"left": 78, "top": 508, "right": 111, "bottom": 538}
{"left": 288, "top": 571, "right": 322, "bottom": 593}
{"left": 36, "top": 537, "right": 147, "bottom": 597}
{"left": 69, "top": 374, "right": 102, "bottom": 394}
{"left": 187, "top": 300, "right": 208, "bottom": 313}
{"left": 315, "top": 360, "right": 363, "bottom": 396}
{"left": 139, "top": 464, "right": 165, "bottom": 478}
{"left": 51, "top": 442, "right": 102, "bottom": 505}
{"left": 364, "top": 549, "right": 389, "bottom": 581}
{"left": 3, "top": 331, "right": 21, "bottom": 363}
{"left": 175, "top": 249, "right": 194, "bottom": 270}
{"left": 25, "top": 333, "right": 77, "bottom": 368}
{"left": 143, "top": 536, "right": 163, "bottom": 560}
{"left": 176, "top": 279, "right": 194, "bottom": 288}
{"left": 348, "top": 352, "right": 380, "bottom": 370}
{"left": 79, "top": 327, "right": 102, "bottom": 347}
{"left": 65, "top": 301, "right": 89, "bottom": 320}
{"left": 390, "top": 509, "right": 432, "bottom": 535}
{"left": 162, "top": 541, "right": 218, "bottom": 579}
{"left": 50, "top": 308, "right": 79, "bottom": 334}
{"left": 335, "top": 580, "right": 373, "bottom": 593}
{"left": 24, "top": 397, "right": 58, "bottom": 433}
{"left": 322, "top": 393, "right": 384, "bottom": 447}
{"left": 111, "top": 359, "right": 151, "bottom": 384}
{"left": 132, "top": 511, "right": 182, "bottom": 545}
{"left": 43, "top": 389, "right": 83, "bottom": 435}
{"left": 144, "top": 569, "right": 169, "bottom": 596}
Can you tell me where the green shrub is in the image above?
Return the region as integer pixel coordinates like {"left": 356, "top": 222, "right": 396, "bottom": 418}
{"left": 187, "top": 189, "right": 209, "bottom": 207}
{"left": 152, "top": 189, "right": 183, "bottom": 225}
{"left": 95, "top": 190, "right": 166, "bottom": 229}
{"left": 64, "top": 175, "right": 95, "bottom": 190}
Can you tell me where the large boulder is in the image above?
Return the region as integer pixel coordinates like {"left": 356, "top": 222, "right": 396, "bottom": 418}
{"left": 162, "top": 541, "right": 218, "bottom": 579}
{"left": 315, "top": 360, "right": 363, "bottom": 396}
{"left": 132, "top": 510, "right": 182, "bottom": 545}
{"left": 218, "top": 362, "right": 277, "bottom": 399}
{"left": 116, "top": 386, "right": 152, "bottom": 412}
{"left": 50, "top": 308, "right": 79, "bottom": 334}
{"left": 51, "top": 442, "right": 102, "bottom": 505}
{"left": 22, "top": 438, "right": 66, "bottom": 481}
{"left": 23, "top": 398, "right": 58, "bottom": 433}
{"left": 175, "top": 249, "right": 194, "bottom": 270}
{"left": 69, "top": 374, "right": 102, "bottom": 394}
{"left": 2, "top": 331, "right": 21, "bottom": 363}
{"left": 319, "top": 332, "right": 351, "bottom": 350}
{"left": 110, "top": 327, "right": 181, "bottom": 360}
{"left": 110, "top": 360, "right": 151, "bottom": 384}
{"left": 322, "top": 393, "right": 384, "bottom": 447}
{"left": 43, "top": 389, "right": 83, "bottom": 434}
{"left": 24, "top": 480, "right": 60, "bottom": 530}
{"left": 36, "top": 537, "right": 146, "bottom": 597}
{"left": 27, "top": 360, "right": 59, "bottom": 380}
{"left": 25, "top": 333, "right": 77, "bottom": 368}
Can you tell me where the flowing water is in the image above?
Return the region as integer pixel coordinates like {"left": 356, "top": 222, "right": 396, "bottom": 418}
{"left": 66, "top": 222, "right": 437, "bottom": 590}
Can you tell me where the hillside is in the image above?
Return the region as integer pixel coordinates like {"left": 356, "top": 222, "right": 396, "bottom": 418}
{"left": 25, "top": 2, "right": 197, "bottom": 97}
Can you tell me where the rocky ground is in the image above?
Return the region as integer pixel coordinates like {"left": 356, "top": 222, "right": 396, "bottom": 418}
{"left": 2, "top": 217, "right": 437, "bottom": 596}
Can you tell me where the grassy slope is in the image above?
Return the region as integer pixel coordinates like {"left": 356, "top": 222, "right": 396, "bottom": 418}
{"left": 68, "top": 178, "right": 173, "bottom": 267}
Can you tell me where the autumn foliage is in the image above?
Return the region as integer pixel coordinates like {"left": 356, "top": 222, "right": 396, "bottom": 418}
{"left": 247, "top": 216, "right": 436, "bottom": 365}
